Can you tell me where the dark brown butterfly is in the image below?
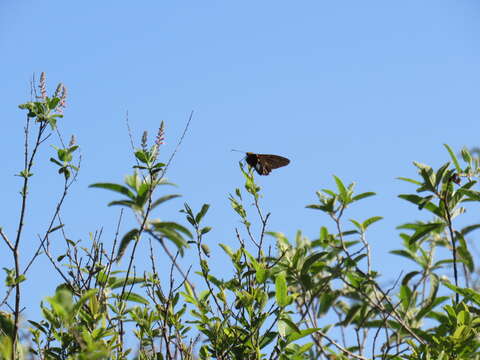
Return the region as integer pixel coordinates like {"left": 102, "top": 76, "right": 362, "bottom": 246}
{"left": 245, "top": 152, "right": 290, "bottom": 175}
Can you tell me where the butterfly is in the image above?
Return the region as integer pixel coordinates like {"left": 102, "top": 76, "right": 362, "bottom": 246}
{"left": 245, "top": 152, "right": 290, "bottom": 175}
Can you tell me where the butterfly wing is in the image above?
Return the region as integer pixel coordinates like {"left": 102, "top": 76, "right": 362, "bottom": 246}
{"left": 246, "top": 153, "right": 290, "bottom": 175}
{"left": 261, "top": 154, "right": 290, "bottom": 170}
{"left": 245, "top": 152, "right": 259, "bottom": 169}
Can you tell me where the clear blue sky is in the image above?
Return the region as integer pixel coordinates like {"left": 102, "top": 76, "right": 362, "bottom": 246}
{"left": 1, "top": 0, "right": 480, "bottom": 336}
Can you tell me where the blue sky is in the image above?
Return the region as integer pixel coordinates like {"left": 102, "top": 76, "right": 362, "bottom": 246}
{"left": 1, "top": 0, "right": 480, "bottom": 339}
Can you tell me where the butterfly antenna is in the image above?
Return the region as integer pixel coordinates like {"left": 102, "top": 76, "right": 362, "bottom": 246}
{"left": 231, "top": 149, "right": 246, "bottom": 153}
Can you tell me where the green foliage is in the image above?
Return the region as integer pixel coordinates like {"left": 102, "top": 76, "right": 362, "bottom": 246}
{"left": 50, "top": 144, "right": 79, "bottom": 180}
{"left": 18, "top": 97, "right": 63, "bottom": 130}
{"left": 5, "top": 82, "right": 480, "bottom": 359}
{"left": 90, "top": 172, "right": 188, "bottom": 261}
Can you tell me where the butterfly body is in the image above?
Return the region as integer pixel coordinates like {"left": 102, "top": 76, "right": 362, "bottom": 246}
{"left": 245, "top": 152, "right": 290, "bottom": 175}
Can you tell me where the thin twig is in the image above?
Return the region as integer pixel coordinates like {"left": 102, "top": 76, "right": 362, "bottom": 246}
{"left": 0, "top": 229, "right": 13, "bottom": 252}
{"left": 146, "top": 230, "right": 196, "bottom": 294}
{"left": 440, "top": 178, "right": 459, "bottom": 304}
{"left": 125, "top": 110, "right": 136, "bottom": 154}
{"left": 158, "top": 110, "right": 194, "bottom": 181}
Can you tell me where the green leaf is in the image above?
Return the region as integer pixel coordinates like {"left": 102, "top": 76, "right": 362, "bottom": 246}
{"left": 458, "top": 188, "right": 480, "bottom": 201}
{"left": 319, "top": 226, "right": 329, "bottom": 242}
{"left": 401, "top": 271, "right": 420, "bottom": 286}
{"left": 301, "top": 252, "right": 327, "bottom": 277}
{"left": 47, "top": 97, "right": 60, "bottom": 110}
{"left": 121, "top": 292, "right": 149, "bottom": 305}
{"left": 27, "top": 320, "right": 47, "bottom": 334}
{"left": 443, "top": 282, "right": 480, "bottom": 306}
{"left": 389, "top": 250, "right": 416, "bottom": 262}
{"left": 418, "top": 166, "right": 435, "bottom": 192}
{"left": 50, "top": 157, "right": 63, "bottom": 167}
{"left": 201, "top": 243, "right": 210, "bottom": 257}
{"left": 134, "top": 150, "right": 149, "bottom": 164}
{"left": 287, "top": 328, "right": 320, "bottom": 342}
{"left": 453, "top": 325, "right": 468, "bottom": 339}
{"left": 275, "top": 272, "right": 288, "bottom": 307}
{"left": 219, "top": 243, "right": 234, "bottom": 257}
{"left": 58, "top": 167, "right": 70, "bottom": 180}
{"left": 107, "top": 200, "right": 136, "bottom": 208}
{"left": 156, "top": 228, "right": 187, "bottom": 253}
{"left": 278, "top": 318, "right": 287, "bottom": 338}
{"left": 116, "top": 228, "right": 140, "bottom": 261}
{"left": 200, "top": 226, "right": 212, "bottom": 235}
{"left": 280, "top": 317, "right": 300, "bottom": 334}
{"left": 434, "top": 163, "right": 451, "bottom": 189}
{"left": 461, "top": 224, "right": 480, "bottom": 236}
{"left": 342, "top": 304, "right": 361, "bottom": 326}
{"left": 195, "top": 204, "right": 210, "bottom": 224}
{"left": 48, "top": 224, "right": 64, "bottom": 234}
{"left": 259, "top": 331, "right": 277, "bottom": 349}
{"left": 444, "top": 144, "right": 461, "bottom": 172}
{"left": 318, "top": 292, "right": 338, "bottom": 315}
{"left": 57, "top": 149, "right": 68, "bottom": 162}
{"left": 151, "top": 221, "right": 193, "bottom": 239}
{"left": 351, "top": 192, "right": 375, "bottom": 202}
{"left": 333, "top": 175, "right": 348, "bottom": 202}
{"left": 18, "top": 102, "right": 34, "bottom": 110}
{"left": 152, "top": 162, "right": 165, "bottom": 169}
{"left": 229, "top": 195, "right": 247, "bottom": 219}
{"left": 397, "top": 177, "right": 422, "bottom": 185}
{"left": 350, "top": 219, "right": 362, "bottom": 232}
{"left": 461, "top": 147, "right": 472, "bottom": 164}
{"left": 135, "top": 183, "right": 150, "bottom": 206}
{"left": 72, "top": 289, "right": 98, "bottom": 315}
{"left": 398, "top": 194, "right": 442, "bottom": 216}
{"left": 415, "top": 274, "right": 440, "bottom": 320}
{"left": 89, "top": 183, "right": 135, "bottom": 199}
{"left": 150, "top": 194, "right": 181, "bottom": 209}
{"left": 305, "top": 204, "right": 323, "bottom": 210}
{"left": 408, "top": 223, "right": 443, "bottom": 244}
{"left": 110, "top": 276, "right": 144, "bottom": 290}
{"left": 418, "top": 296, "right": 450, "bottom": 322}
{"left": 255, "top": 266, "right": 267, "bottom": 283}
{"left": 362, "top": 216, "right": 383, "bottom": 230}
{"left": 16, "top": 170, "right": 33, "bottom": 179}
{"left": 456, "top": 231, "right": 474, "bottom": 272}
{"left": 399, "top": 284, "right": 412, "bottom": 309}
{"left": 235, "top": 188, "right": 242, "bottom": 200}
